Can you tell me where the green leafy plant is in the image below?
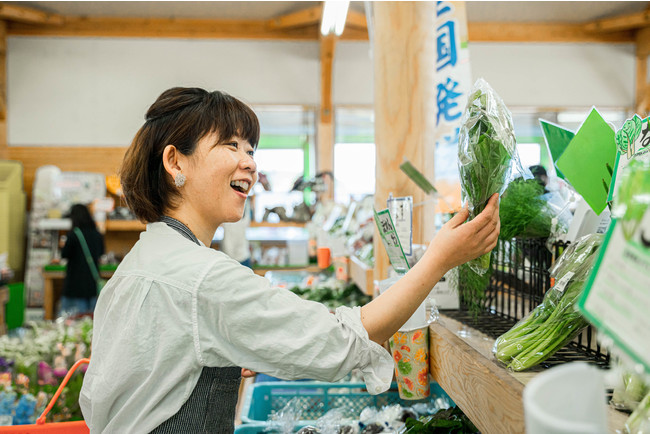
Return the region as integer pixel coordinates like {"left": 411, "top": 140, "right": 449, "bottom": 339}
{"left": 458, "top": 79, "right": 520, "bottom": 275}
{"left": 498, "top": 179, "right": 552, "bottom": 240}
{"left": 404, "top": 406, "right": 479, "bottom": 433}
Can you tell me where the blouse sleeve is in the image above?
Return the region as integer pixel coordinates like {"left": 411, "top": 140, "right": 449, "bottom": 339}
{"left": 194, "top": 254, "right": 393, "bottom": 394}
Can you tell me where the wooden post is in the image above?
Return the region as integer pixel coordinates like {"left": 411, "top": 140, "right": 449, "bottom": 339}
{"left": 635, "top": 27, "right": 650, "bottom": 116}
{"left": 371, "top": 2, "right": 438, "bottom": 281}
{"left": 0, "top": 20, "right": 6, "bottom": 160}
{"left": 317, "top": 33, "right": 336, "bottom": 200}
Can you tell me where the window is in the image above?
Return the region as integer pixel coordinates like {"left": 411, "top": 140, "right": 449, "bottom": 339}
{"left": 334, "top": 107, "right": 375, "bottom": 204}
{"left": 251, "top": 105, "right": 315, "bottom": 222}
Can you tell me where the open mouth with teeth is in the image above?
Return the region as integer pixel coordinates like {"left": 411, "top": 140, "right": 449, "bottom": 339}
{"left": 230, "top": 180, "right": 250, "bottom": 194}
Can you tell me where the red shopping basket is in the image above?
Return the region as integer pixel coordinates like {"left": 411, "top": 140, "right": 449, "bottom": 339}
{"left": 0, "top": 358, "right": 90, "bottom": 433}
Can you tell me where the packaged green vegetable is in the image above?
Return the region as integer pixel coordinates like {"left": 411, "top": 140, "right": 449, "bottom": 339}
{"left": 458, "top": 78, "right": 525, "bottom": 274}
{"left": 493, "top": 233, "right": 603, "bottom": 371}
{"left": 626, "top": 390, "right": 650, "bottom": 434}
{"left": 613, "top": 158, "right": 650, "bottom": 240}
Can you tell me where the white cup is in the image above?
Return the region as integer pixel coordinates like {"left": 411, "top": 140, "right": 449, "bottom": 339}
{"left": 523, "top": 362, "right": 608, "bottom": 434}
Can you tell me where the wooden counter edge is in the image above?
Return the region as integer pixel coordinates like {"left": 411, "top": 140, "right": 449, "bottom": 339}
{"left": 428, "top": 321, "right": 526, "bottom": 434}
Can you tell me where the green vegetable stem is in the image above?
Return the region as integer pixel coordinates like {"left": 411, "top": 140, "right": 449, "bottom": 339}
{"left": 493, "top": 234, "right": 603, "bottom": 371}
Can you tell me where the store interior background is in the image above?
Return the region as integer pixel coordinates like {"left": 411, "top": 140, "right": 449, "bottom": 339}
{"left": 4, "top": 0, "right": 643, "bottom": 213}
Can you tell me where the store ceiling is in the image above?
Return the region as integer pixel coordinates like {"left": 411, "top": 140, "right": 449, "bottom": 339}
{"left": 6, "top": 1, "right": 650, "bottom": 23}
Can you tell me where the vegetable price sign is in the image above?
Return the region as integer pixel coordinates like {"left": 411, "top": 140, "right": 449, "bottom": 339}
{"left": 374, "top": 209, "right": 410, "bottom": 274}
{"left": 608, "top": 115, "right": 650, "bottom": 204}
{"left": 579, "top": 159, "right": 650, "bottom": 373}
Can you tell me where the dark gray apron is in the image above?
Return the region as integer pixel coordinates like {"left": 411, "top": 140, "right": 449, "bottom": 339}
{"left": 150, "top": 217, "right": 242, "bottom": 433}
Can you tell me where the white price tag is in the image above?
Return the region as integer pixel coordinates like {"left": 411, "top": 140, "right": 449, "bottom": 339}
{"left": 554, "top": 271, "right": 575, "bottom": 293}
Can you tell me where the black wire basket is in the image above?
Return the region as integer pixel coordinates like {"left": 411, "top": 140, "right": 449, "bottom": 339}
{"left": 444, "top": 237, "right": 610, "bottom": 370}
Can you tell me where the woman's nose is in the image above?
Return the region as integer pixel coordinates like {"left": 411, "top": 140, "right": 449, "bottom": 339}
{"left": 240, "top": 153, "right": 256, "bottom": 172}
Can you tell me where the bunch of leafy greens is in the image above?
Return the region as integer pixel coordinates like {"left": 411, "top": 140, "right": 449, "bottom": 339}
{"left": 614, "top": 158, "right": 650, "bottom": 240}
{"left": 403, "top": 406, "right": 478, "bottom": 433}
{"left": 499, "top": 179, "right": 552, "bottom": 240}
{"left": 458, "top": 78, "right": 520, "bottom": 275}
{"left": 457, "top": 257, "right": 493, "bottom": 318}
{"left": 290, "top": 283, "right": 371, "bottom": 310}
{"left": 494, "top": 234, "right": 602, "bottom": 371}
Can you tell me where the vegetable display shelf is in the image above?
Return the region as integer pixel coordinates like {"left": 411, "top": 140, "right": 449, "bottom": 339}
{"left": 428, "top": 315, "right": 627, "bottom": 434}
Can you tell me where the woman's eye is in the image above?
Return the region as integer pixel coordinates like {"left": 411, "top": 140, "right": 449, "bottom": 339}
{"left": 247, "top": 150, "right": 255, "bottom": 157}
{"left": 227, "top": 142, "right": 238, "bottom": 149}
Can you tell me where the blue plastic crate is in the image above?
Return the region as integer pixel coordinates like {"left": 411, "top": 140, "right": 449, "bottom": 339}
{"left": 234, "top": 423, "right": 269, "bottom": 433}
{"left": 241, "top": 381, "right": 453, "bottom": 426}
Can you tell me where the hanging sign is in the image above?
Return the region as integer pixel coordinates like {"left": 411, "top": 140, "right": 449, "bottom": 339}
{"left": 387, "top": 196, "right": 413, "bottom": 256}
{"left": 608, "top": 115, "right": 650, "bottom": 205}
{"left": 579, "top": 160, "right": 650, "bottom": 373}
{"left": 433, "top": 1, "right": 472, "bottom": 211}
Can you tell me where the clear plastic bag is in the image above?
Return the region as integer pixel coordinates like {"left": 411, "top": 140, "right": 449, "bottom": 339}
{"left": 493, "top": 233, "right": 602, "bottom": 371}
{"left": 458, "top": 78, "right": 525, "bottom": 274}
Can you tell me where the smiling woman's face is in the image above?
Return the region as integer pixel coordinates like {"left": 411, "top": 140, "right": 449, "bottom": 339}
{"left": 183, "top": 132, "right": 257, "bottom": 226}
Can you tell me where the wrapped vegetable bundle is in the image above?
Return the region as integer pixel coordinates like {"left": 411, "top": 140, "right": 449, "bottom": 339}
{"left": 626, "top": 391, "right": 650, "bottom": 434}
{"left": 615, "top": 158, "right": 650, "bottom": 240}
{"left": 458, "top": 78, "right": 523, "bottom": 274}
{"left": 493, "top": 233, "right": 603, "bottom": 371}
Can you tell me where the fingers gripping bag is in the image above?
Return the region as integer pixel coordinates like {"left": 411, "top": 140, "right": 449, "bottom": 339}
{"left": 458, "top": 78, "right": 526, "bottom": 274}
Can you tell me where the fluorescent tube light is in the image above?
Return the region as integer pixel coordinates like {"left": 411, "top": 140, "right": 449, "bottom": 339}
{"left": 320, "top": 1, "right": 350, "bottom": 36}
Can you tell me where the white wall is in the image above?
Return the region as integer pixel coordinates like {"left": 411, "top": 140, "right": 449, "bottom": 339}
{"left": 7, "top": 37, "right": 635, "bottom": 146}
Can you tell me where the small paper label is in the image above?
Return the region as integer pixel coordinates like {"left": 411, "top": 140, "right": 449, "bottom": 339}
{"left": 387, "top": 196, "right": 413, "bottom": 256}
{"left": 554, "top": 271, "right": 575, "bottom": 293}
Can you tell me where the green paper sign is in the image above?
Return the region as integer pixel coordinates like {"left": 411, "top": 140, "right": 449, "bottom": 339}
{"left": 373, "top": 209, "right": 410, "bottom": 274}
{"left": 539, "top": 119, "right": 575, "bottom": 180}
{"left": 556, "top": 108, "right": 617, "bottom": 215}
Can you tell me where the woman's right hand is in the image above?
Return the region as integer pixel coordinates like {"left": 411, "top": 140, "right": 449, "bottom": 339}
{"left": 425, "top": 193, "right": 500, "bottom": 272}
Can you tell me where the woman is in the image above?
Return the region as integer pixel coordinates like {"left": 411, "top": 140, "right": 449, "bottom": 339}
{"left": 60, "top": 203, "right": 104, "bottom": 316}
{"left": 80, "top": 87, "right": 500, "bottom": 433}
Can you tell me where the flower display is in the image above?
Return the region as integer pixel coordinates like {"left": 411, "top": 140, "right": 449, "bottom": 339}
{"left": 0, "top": 317, "right": 93, "bottom": 425}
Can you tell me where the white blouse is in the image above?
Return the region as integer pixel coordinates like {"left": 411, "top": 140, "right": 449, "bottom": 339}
{"left": 79, "top": 222, "right": 393, "bottom": 433}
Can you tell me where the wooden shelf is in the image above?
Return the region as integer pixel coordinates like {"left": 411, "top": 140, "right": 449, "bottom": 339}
{"left": 105, "top": 219, "right": 145, "bottom": 231}
{"left": 249, "top": 221, "right": 307, "bottom": 228}
{"left": 252, "top": 265, "right": 321, "bottom": 277}
{"left": 350, "top": 255, "right": 374, "bottom": 295}
{"left": 428, "top": 314, "right": 627, "bottom": 434}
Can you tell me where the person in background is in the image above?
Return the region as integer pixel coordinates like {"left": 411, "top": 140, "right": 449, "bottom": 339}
{"left": 529, "top": 164, "right": 549, "bottom": 193}
{"left": 80, "top": 87, "right": 500, "bottom": 433}
{"left": 220, "top": 198, "right": 252, "bottom": 267}
{"left": 60, "top": 203, "right": 104, "bottom": 316}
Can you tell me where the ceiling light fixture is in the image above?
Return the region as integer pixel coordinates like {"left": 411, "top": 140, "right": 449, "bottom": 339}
{"left": 320, "top": 1, "right": 350, "bottom": 36}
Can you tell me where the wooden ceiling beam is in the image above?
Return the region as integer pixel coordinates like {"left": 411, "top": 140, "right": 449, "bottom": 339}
{"left": 266, "top": 5, "right": 322, "bottom": 30}
{"left": 8, "top": 16, "right": 319, "bottom": 40}
{"left": 345, "top": 10, "right": 367, "bottom": 30}
{"left": 468, "top": 22, "right": 634, "bottom": 43}
{"left": 584, "top": 9, "right": 650, "bottom": 33}
{"left": 0, "top": 3, "right": 63, "bottom": 25}
{"left": 6, "top": 17, "right": 635, "bottom": 43}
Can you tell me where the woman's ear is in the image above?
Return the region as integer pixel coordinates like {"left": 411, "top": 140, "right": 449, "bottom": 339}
{"left": 162, "top": 145, "right": 182, "bottom": 179}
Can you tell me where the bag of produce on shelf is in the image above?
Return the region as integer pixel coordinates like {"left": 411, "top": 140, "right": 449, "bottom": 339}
{"left": 493, "top": 233, "right": 603, "bottom": 371}
{"left": 626, "top": 391, "right": 650, "bottom": 434}
{"left": 611, "top": 369, "right": 650, "bottom": 411}
{"left": 458, "top": 78, "right": 525, "bottom": 274}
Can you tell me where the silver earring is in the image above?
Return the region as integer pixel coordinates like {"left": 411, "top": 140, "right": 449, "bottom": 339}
{"left": 174, "top": 172, "right": 186, "bottom": 188}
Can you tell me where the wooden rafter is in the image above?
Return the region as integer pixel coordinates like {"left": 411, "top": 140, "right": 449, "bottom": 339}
{"left": 345, "top": 10, "right": 367, "bottom": 30}
{"left": 266, "top": 4, "right": 322, "bottom": 30}
{"left": 584, "top": 9, "right": 650, "bottom": 33}
{"left": 8, "top": 16, "right": 637, "bottom": 43}
{"left": 319, "top": 33, "right": 336, "bottom": 124}
{"left": 0, "top": 3, "right": 62, "bottom": 25}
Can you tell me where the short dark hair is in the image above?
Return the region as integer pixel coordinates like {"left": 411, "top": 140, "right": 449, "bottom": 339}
{"left": 68, "top": 203, "right": 96, "bottom": 230}
{"left": 529, "top": 165, "right": 547, "bottom": 177}
{"left": 120, "top": 87, "right": 260, "bottom": 223}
